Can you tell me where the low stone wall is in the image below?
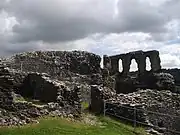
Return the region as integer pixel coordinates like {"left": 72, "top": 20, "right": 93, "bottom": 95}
{"left": 105, "top": 103, "right": 148, "bottom": 125}
{"left": 90, "top": 85, "right": 147, "bottom": 124}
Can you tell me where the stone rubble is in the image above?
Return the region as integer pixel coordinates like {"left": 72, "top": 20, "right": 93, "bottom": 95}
{"left": 5, "top": 50, "right": 101, "bottom": 77}
{"left": 0, "top": 61, "right": 82, "bottom": 126}
{"left": 91, "top": 85, "right": 180, "bottom": 135}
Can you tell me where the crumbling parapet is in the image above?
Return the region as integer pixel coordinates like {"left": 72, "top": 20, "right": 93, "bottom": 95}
{"left": 103, "top": 50, "right": 161, "bottom": 76}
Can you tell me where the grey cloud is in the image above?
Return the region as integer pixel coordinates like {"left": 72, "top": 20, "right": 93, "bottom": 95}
{"left": 161, "top": 59, "right": 180, "bottom": 68}
{"left": 5, "top": 0, "right": 115, "bottom": 43}
{"left": 116, "top": 0, "right": 167, "bottom": 33}
{"left": 163, "top": 0, "right": 180, "bottom": 19}
{"left": 0, "top": 36, "right": 40, "bottom": 56}
{"left": 0, "top": 1, "right": 6, "bottom": 10}
{"left": 2, "top": 0, "right": 177, "bottom": 44}
{"left": 11, "top": 17, "right": 110, "bottom": 43}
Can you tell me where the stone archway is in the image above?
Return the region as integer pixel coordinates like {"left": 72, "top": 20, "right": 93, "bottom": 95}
{"left": 119, "top": 59, "right": 123, "bottom": 72}
{"left": 103, "top": 50, "right": 161, "bottom": 76}
{"left": 146, "top": 56, "right": 151, "bottom": 71}
{"left": 130, "top": 59, "right": 138, "bottom": 72}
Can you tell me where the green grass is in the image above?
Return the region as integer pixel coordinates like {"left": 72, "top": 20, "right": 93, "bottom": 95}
{"left": 14, "top": 97, "right": 46, "bottom": 108}
{"left": 81, "top": 101, "right": 89, "bottom": 110}
{"left": 13, "top": 96, "right": 26, "bottom": 102}
{"left": 0, "top": 116, "right": 147, "bottom": 135}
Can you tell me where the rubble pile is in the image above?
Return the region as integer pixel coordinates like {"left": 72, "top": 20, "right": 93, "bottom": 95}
{"left": 91, "top": 85, "right": 180, "bottom": 134}
{"left": 0, "top": 62, "right": 82, "bottom": 126}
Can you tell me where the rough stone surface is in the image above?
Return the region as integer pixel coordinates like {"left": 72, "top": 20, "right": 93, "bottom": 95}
{"left": 102, "top": 50, "right": 168, "bottom": 94}
{"left": 5, "top": 51, "right": 101, "bottom": 77}
{"left": 0, "top": 64, "right": 14, "bottom": 109}
{"left": 90, "top": 85, "right": 180, "bottom": 135}
{"left": 19, "top": 73, "right": 58, "bottom": 102}
{"left": 114, "top": 72, "right": 175, "bottom": 94}
{"left": 4, "top": 51, "right": 100, "bottom": 104}
{"left": 90, "top": 85, "right": 105, "bottom": 113}
{"left": 161, "top": 68, "right": 180, "bottom": 92}
{"left": 115, "top": 74, "right": 137, "bottom": 94}
{"left": 19, "top": 72, "right": 82, "bottom": 111}
{"left": 152, "top": 73, "right": 175, "bottom": 91}
{"left": 0, "top": 62, "right": 82, "bottom": 126}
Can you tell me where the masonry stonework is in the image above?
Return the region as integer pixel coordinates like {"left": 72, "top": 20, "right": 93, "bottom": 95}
{"left": 103, "top": 50, "right": 161, "bottom": 76}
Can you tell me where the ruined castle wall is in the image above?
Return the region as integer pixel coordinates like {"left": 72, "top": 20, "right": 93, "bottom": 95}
{"left": 8, "top": 51, "right": 101, "bottom": 77}
{"left": 103, "top": 50, "right": 161, "bottom": 75}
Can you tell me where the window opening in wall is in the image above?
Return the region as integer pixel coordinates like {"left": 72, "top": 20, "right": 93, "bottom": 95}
{"left": 146, "top": 57, "right": 151, "bottom": 71}
{"left": 130, "top": 59, "right": 138, "bottom": 72}
{"left": 119, "top": 59, "right": 123, "bottom": 72}
{"left": 100, "top": 56, "right": 103, "bottom": 69}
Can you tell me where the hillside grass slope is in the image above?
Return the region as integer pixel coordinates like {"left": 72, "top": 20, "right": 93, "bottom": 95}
{"left": 0, "top": 116, "right": 147, "bottom": 135}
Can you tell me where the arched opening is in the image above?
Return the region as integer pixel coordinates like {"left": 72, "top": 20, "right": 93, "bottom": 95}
{"left": 119, "top": 59, "right": 123, "bottom": 72}
{"left": 100, "top": 56, "right": 103, "bottom": 69}
{"left": 130, "top": 59, "right": 138, "bottom": 72}
{"left": 146, "top": 57, "right": 151, "bottom": 71}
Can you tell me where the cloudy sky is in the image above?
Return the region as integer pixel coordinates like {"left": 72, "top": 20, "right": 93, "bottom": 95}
{"left": 0, "top": 0, "right": 180, "bottom": 70}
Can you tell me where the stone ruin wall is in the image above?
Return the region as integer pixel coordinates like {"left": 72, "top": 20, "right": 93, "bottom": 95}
{"left": 5, "top": 50, "right": 161, "bottom": 78}
{"left": 7, "top": 50, "right": 163, "bottom": 95}
{"left": 90, "top": 50, "right": 179, "bottom": 134}
{"left": 5, "top": 51, "right": 101, "bottom": 79}
{"left": 0, "top": 61, "right": 83, "bottom": 126}
{"left": 19, "top": 73, "right": 82, "bottom": 110}
{"left": 2, "top": 51, "right": 102, "bottom": 105}
{"left": 3, "top": 50, "right": 164, "bottom": 99}
{"left": 1, "top": 49, "right": 177, "bottom": 129}
{"left": 103, "top": 50, "right": 161, "bottom": 76}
